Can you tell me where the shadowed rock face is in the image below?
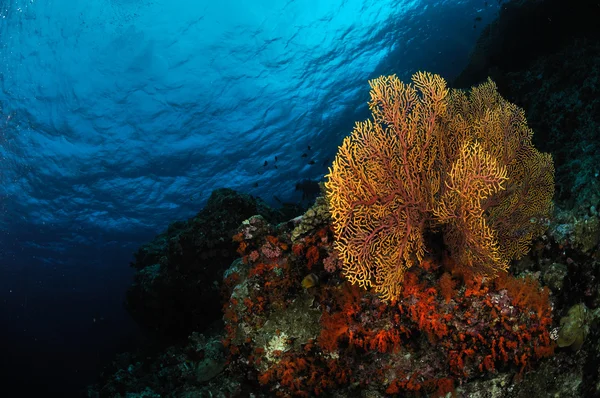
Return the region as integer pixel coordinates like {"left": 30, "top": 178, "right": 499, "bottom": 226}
{"left": 454, "top": 0, "right": 600, "bottom": 91}
{"left": 125, "top": 188, "right": 294, "bottom": 341}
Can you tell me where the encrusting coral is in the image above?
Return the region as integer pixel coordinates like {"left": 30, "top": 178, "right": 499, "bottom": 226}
{"left": 325, "top": 72, "right": 554, "bottom": 301}
{"left": 222, "top": 212, "right": 555, "bottom": 397}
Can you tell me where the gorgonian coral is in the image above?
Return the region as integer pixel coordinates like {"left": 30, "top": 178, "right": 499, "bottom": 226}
{"left": 326, "top": 72, "right": 554, "bottom": 301}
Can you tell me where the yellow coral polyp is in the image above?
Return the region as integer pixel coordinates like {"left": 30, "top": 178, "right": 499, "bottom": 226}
{"left": 326, "top": 72, "right": 554, "bottom": 301}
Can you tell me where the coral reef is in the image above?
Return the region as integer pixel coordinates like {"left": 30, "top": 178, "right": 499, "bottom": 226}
{"left": 89, "top": 190, "right": 600, "bottom": 397}
{"left": 290, "top": 186, "right": 331, "bottom": 243}
{"left": 219, "top": 213, "right": 555, "bottom": 397}
{"left": 557, "top": 303, "right": 589, "bottom": 351}
{"left": 89, "top": 2, "right": 600, "bottom": 394}
{"left": 326, "top": 72, "right": 553, "bottom": 301}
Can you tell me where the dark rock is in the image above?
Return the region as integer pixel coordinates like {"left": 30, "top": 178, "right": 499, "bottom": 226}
{"left": 125, "top": 188, "right": 291, "bottom": 341}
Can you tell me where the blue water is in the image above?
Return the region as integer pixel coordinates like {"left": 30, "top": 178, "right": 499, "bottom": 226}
{"left": 0, "top": 0, "right": 501, "bottom": 395}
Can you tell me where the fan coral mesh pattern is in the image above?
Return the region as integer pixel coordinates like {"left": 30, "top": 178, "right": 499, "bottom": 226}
{"left": 325, "top": 72, "right": 554, "bottom": 301}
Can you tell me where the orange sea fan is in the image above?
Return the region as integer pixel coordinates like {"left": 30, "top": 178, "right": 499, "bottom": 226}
{"left": 325, "top": 72, "right": 554, "bottom": 301}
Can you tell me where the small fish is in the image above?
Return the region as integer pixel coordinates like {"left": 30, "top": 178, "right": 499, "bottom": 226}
{"left": 302, "top": 273, "right": 320, "bottom": 289}
{"left": 301, "top": 153, "right": 308, "bottom": 158}
{"left": 307, "top": 145, "right": 311, "bottom": 151}
{"left": 263, "top": 160, "right": 268, "bottom": 167}
{"left": 275, "top": 156, "right": 278, "bottom": 162}
{"left": 474, "top": 16, "right": 482, "bottom": 22}
{"left": 308, "top": 160, "right": 315, "bottom": 165}
{"left": 253, "top": 182, "right": 259, "bottom": 188}
{"left": 274, "top": 165, "right": 278, "bottom": 169}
